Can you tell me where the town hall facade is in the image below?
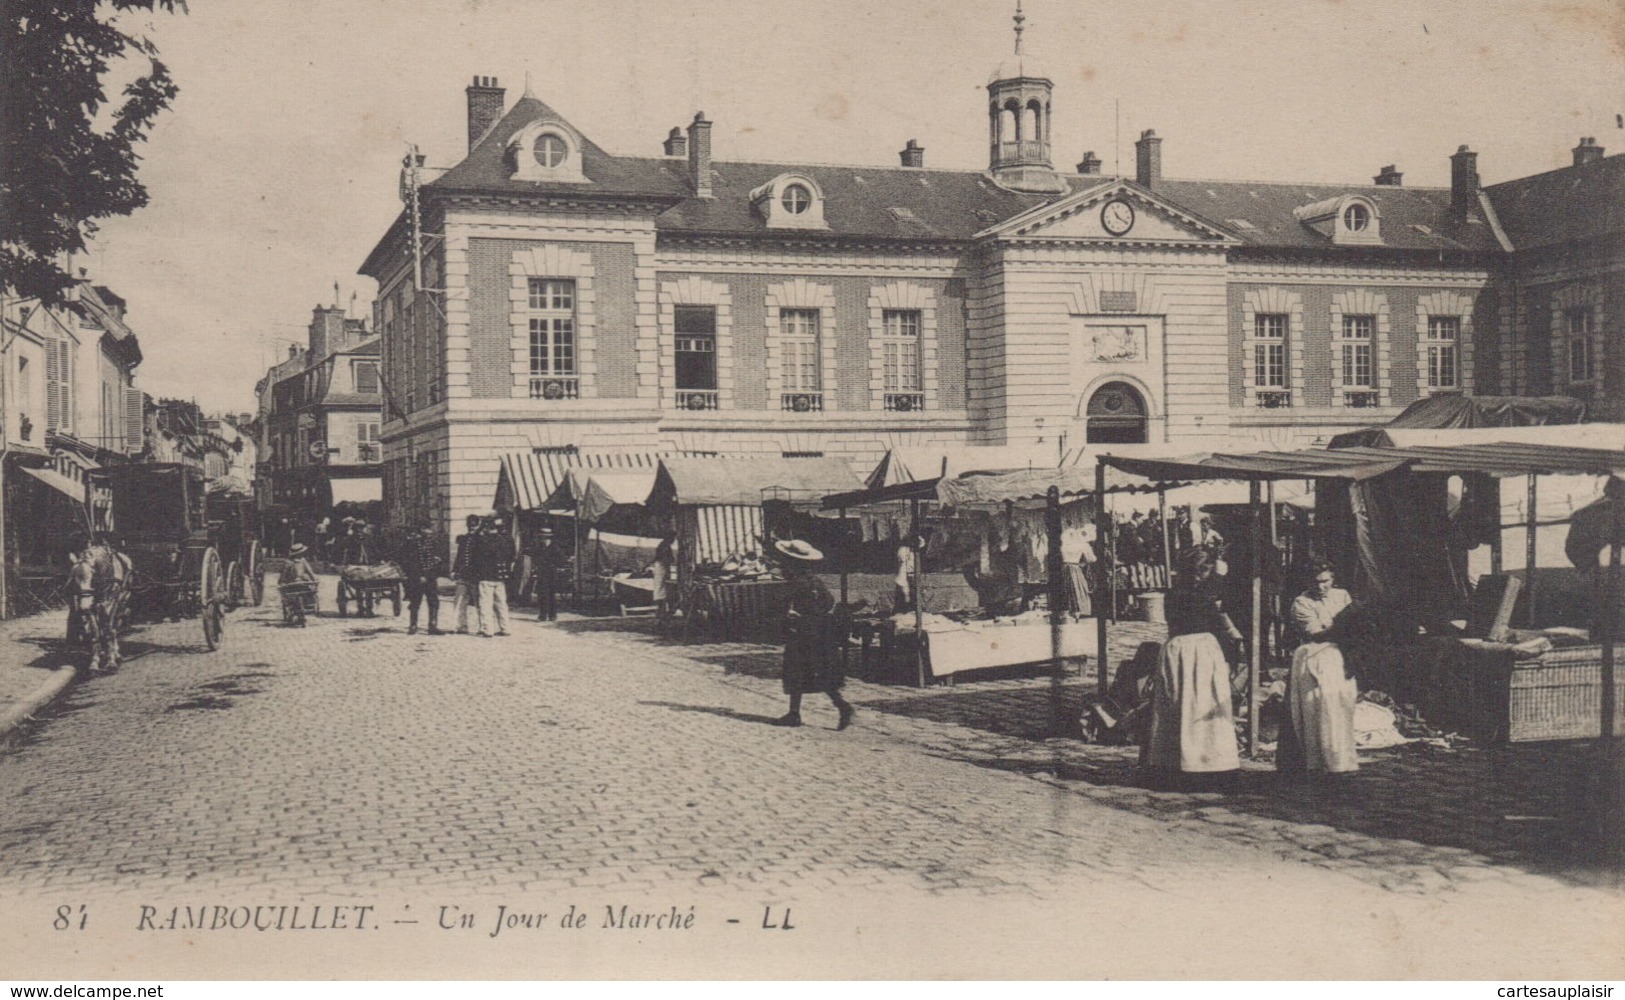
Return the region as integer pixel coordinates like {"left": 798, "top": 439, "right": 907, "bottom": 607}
{"left": 360, "top": 14, "right": 1624, "bottom": 542}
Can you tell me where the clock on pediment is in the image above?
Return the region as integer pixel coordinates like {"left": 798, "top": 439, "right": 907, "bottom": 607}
{"left": 1100, "top": 198, "right": 1136, "bottom": 237}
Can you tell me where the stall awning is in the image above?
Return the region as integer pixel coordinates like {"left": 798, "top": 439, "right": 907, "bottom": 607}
{"left": 649, "top": 456, "right": 861, "bottom": 509}
{"left": 495, "top": 450, "right": 668, "bottom": 512}
{"left": 576, "top": 469, "right": 658, "bottom": 524}
{"left": 1100, "top": 442, "right": 1625, "bottom": 484}
{"left": 865, "top": 443, "right": 1058, "bottom": 489}
{"left": 1331, "top": 423, "right": 1625, "bottom": 452}
{"left": 22, "top": 465, "right": 87, "bottom": 503}
{"left": 824, "top": 460, "right": 1196, "bottom": 510}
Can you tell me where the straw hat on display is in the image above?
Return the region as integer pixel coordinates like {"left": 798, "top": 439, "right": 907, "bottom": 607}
{"left": 773, "top": 539, "right": 824, "bottom": 562}
{"left": 289, "top": 543, "right": 309, "bottom": 557}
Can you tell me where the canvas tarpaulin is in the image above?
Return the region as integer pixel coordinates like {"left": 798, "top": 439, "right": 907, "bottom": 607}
{"left": 648, "top": 456, "right": 862, "bottom": 509}
{"left": 865, "top": 443, "right": 1057, "bottom": 490}
{"left": 1329, "top": 395, "right": 1588, "bottom": 447}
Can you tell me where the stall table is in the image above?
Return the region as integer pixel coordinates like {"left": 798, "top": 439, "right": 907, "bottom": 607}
{"left": 874, "top": 615, "right": 1095, "bottom": 685}
{"left": 684, "top": 579, "right": 789, "bottom": 640}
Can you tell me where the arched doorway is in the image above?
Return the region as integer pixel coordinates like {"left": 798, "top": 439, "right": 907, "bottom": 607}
{"left": 1085, "top": 382, "right": 1148, "bottom": 444}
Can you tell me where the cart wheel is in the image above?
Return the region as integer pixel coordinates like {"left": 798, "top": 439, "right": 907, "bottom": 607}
{"left": 225, "top": 561, "right": 243, "bottom": 611}
{"left": 203, "top": 602, "right": 223, "bottom": 650}
{"left": 247, "top": 541, "right": 264, "bottom": 606}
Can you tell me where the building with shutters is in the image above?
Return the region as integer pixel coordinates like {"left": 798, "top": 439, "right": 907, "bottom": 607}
{"left": 358, "top": 11, "right": 1624, "bottom": 549}
{"left": 256, "top": 304, "right": 382, "bottom": 520}
{"left": 1, "top": 281, "right": 145, "bottom": 614}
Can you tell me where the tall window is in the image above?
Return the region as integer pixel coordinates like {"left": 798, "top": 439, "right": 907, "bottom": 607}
{"left": 1425, "top": 315, "right": 1459, "bottom": 389}
{"left": 353, "top": 360, "right": 379, "bottom": 395}
{"left": 1252, "top": 314, "right": 1287, "bottom": 387}
{"left": 1567, "top": 306, "right": 1596, "bottom": 382}
{"left": 780, "top": 308, "right": 821, "bottom": 394}
{"left": 528, "top": 278, "right": 577, "bottom": 398}
{"left": 673, "top": 305, "right": 718, "bottom": 409}
{"left": 1340, "top": 315, "right": 1374, "bottom": 387}
{"left": 882, "top": 309, "right": 922, "bottom": 410}
{"left": 356, "top": 421, "right": 380, "bottom": 463}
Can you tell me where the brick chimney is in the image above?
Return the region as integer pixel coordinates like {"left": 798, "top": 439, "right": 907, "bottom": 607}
{"left": 1573, "top": 136, "right": 1605, "bottom": 167}
{"left": 1374, "top": 164, "right": 1403, "bottom": 186}
{"left": 465, "top": 76, "right": 505, "bottom": 151}
{"left": 663, "top": 127, "right": 687, "bottom": 158}
{"left": 287, "top": 343, "right": 302, "bottom": 360}
{"left": 1450, "top": 145, "right": 1479, "bottom": 214}
{"left": 1135, "top": 130, "right": 1162, "bottom": 188}
{"left": 1076, "top": 150, "right": 1102, "bottom": 175}
{"left": 308, "top": 305, "right": 347, "bottom": 361}
{"left": 687, "top": 112, "right": 713, "bottom": 198}
{"left": 899, "top": 139, "right": 925, "bottom": 168}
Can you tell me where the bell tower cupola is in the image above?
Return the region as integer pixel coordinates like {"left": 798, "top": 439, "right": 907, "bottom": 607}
{"left": 987, "top": 2, "right": 1065, "bottom": 193}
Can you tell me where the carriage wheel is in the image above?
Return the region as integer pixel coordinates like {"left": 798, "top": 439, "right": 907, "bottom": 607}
{"left": 246, "top": 541, "right": 264, "bottom": 607}
{"left": 200, "top": 548, "right": 225, "bottom": 651}
{"left": 225, "top": 561, "right": 243, "bottom": 611}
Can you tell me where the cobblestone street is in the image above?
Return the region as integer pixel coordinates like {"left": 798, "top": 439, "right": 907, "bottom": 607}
{"left": 1, "top": 580, "right": 1621, "bottom": 977}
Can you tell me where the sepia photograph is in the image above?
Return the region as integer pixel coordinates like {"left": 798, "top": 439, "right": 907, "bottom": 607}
{"left": 1, "top": 0, "right": 1623, "bottom": 981}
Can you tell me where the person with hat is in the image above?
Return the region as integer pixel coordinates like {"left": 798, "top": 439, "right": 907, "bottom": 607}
{"left": 771, "top": 538, "right": 854, "bottom": 730}
{"left": 451, "top": 514, "right": 483, "bottom": 635}
{"left": 532, "top": 529, "right": 561, "bottom": 622}
{"left": 399, "top": 520, "right": 445, "bottom": 635}
{"left": 279, "top": 543, "right": 319, "bottom": 627}
{"left": 473, "top": 514, "right": 516, "bottom": 637}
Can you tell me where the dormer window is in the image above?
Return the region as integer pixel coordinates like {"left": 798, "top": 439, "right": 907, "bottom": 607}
{"left": 1292, "top": 194, "right": 1381, "bottom": 245}
{"left": 750, "top": 174, "right": 828, "bottom": 230}
{"left": 507, "top": 119, "right": 588, "bottom": 183}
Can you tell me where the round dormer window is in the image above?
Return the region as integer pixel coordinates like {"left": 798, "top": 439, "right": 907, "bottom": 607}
{"left": 781, "top": 184, "right": 812, "bottom": 215}
{"left": 1343, "top": 202, "right": 1371, "bottom": 232}
{"left": 533, "top": 133, "right": 568, "bottom": 168}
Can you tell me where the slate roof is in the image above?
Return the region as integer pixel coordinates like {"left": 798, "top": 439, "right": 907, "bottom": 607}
{"left": 1483, "top": 152, "right": 1625, "bottom": 250}
{"left": 1152, "top": 179, "right": 1501, "bottom": 253}
{"left": 403, "top": 92, "right": 1603, "bottom": 261}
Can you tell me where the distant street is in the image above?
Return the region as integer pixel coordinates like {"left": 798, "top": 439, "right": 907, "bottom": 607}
{"left": 0, "top": 579, "right": 1620, "bottom": 977}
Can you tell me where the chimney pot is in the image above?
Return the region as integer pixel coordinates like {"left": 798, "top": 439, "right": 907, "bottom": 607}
{"left": 465, "top": 75, "right": 506, "bottom": 152}
{"left": 663, "top": 126, "right": 688, "bottom": 158}
{"left": 1076, "top": 150, "right": 1102, "bottom": 175}
{"left": 1573, "top": 136, "right": 1605, "bottom": 167}
{"left": 1374, "top": 164, "right": 1403, "bottom": 186}
{"left": 1134, "top": 130, "right": 1162, "bottom": 188}
{"left": 687, "top": 112, "right": 713, "bottom": 198}
{"left": 899, "top": 139, "right": 925, "bottom": 168}
{"left": 1450, "top": 145, "right": 1480, "bottom": 213}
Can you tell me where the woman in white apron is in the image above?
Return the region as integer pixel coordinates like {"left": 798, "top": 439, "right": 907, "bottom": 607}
{"left": 1285, "top": 562, "right": 1360, "bottom": 775}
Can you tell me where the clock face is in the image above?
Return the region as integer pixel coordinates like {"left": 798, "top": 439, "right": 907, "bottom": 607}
{"left": 1101, "top": 198, "right": 1136, "bottom": 236}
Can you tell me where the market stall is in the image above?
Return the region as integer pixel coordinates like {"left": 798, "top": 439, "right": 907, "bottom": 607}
{"left": 1098, "top": 437, "right": 1625, "bottom": 754}
{"left": 645, "top": 456, "right": 863, "bottom": 639}
{"left": 541, "top": 467, "right": 663, "bottom": 604}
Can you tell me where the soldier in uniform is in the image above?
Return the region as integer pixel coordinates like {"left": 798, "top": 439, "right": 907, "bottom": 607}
{"left": 399, "top": 521, "right": 445, "bottom": 636}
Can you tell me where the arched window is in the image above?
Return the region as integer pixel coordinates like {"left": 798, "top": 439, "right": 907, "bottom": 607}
{"left": 1000, "top": 103, "right": 1019, "bottom": 143}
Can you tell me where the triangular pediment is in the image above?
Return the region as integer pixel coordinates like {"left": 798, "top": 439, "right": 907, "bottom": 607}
{"left": 980, "top": 181, "right": 1239, "bottom": 244}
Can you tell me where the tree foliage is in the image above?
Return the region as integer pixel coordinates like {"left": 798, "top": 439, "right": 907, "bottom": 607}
{"left": 0, "top": 0, "right": 184, "bottom": 304}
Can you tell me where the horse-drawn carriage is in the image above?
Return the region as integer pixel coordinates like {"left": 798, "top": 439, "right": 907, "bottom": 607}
{"left": 91, "top": 463, "right": 229, "bottom": 650}
{"left": 206, "top": 491, "right": 263, "bottom": 608}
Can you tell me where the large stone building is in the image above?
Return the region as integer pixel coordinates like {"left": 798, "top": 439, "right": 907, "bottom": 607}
{"left": 359, "top": 15, "right": 1623, "bottom": 546}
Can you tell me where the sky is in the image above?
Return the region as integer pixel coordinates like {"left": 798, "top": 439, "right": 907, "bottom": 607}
{"left": 79, "top": 0, "right": 1625, "bottom": 413}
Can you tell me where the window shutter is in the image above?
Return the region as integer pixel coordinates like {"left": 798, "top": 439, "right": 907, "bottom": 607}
{"left": 62, "top": 340, "right": 75, "bottom": 433}
{"left": 45, "top": 341, "right": 62, "bottom": 430}
{"left": 124, "top": 387, "right": 145, "bottom": 451}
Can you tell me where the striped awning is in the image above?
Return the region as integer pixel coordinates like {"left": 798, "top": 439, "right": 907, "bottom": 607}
{"left": 682, "top": 504, "right": 765, "bottom": 566}
{"left": 495, "top": 450, "right": 668, "bottom": 512}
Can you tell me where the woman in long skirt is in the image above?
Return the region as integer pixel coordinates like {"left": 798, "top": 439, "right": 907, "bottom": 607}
{"left": 1143, "top": 549, "right": 1243, "bottom": 783}
{"left": 772, "top": 539, "right": 854, "bottom": 731}
{"left": 1283, "top": 562, "right": 1360, "bottom": 775}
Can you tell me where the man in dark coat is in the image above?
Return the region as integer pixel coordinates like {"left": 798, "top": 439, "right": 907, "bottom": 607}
{"left": 451, "top": 514, "right": 482, "bottom": 634}
{"left": 399, "top": 521, "right": 445, "bottom": 635}
{"left": 771, "top": 539, "right": 854, "bottom": 730}
{"left": 473, "top": 516, "right": 516, "bottom": 637}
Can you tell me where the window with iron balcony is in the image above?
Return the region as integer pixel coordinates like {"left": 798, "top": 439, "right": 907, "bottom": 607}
{"left": 779, "top": 307, "right": 823, "bottom": 412}
{"left": 673, "top": 305, "right": 719, "bottom": 411}
{"left": 1338, "top": 315, "right": 1377, "bottom": 407}
{"left": 528, "top": 278, "right": 578, "bottom": 400}
{"left": 1251, "top": 313, "right": 1290, "bottom": 407}
{"left": 882, "top": 309, "right": 924, "bottom": 412}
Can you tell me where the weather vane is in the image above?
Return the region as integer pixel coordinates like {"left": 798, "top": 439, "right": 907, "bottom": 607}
{"left": 1012, "top": 0, "right": 1026, "bottom": 55}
